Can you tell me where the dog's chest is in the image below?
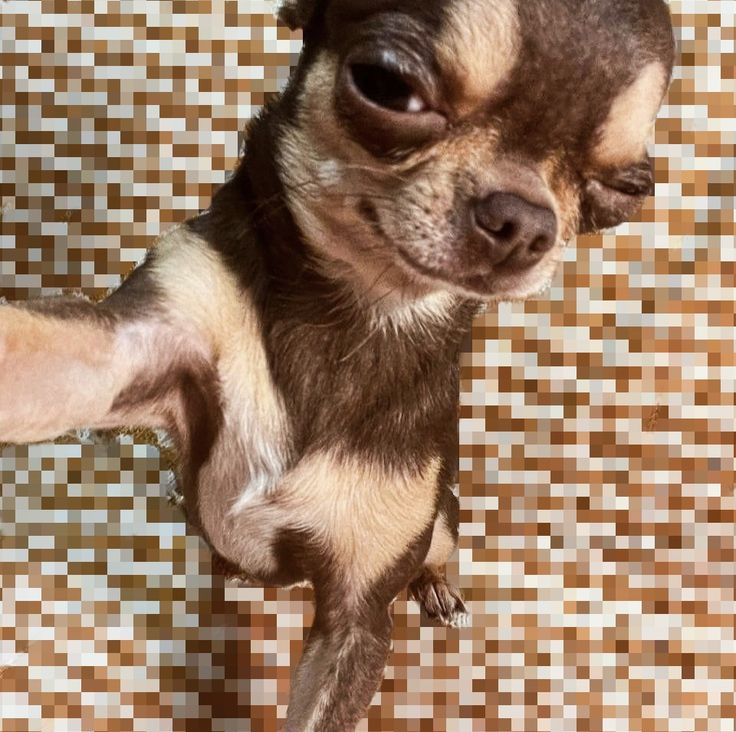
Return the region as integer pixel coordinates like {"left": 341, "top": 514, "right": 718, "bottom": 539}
{"left": 201, "top": 300, "right": 458, "bottom": 514}
{"left": 164, "top": 227, "right": 472, "bottom": 516}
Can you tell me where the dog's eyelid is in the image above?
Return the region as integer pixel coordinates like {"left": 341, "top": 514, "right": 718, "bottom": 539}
{"left": 335, "top": 59, "right": 449, "bottom": 157}
{"left": 587, "top": 156, "right": 655, "bottom": 198}
{"left": 342, "top": 43, "right": 438, "bottom": 104}
{"left": 348, "top": 62, "right": 428, "bottom": 113}
{"left": 578, "top": 162, "right": 653, "bottom": 234}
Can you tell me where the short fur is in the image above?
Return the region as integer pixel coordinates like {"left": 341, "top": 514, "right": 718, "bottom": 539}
{"left": 0, "top": 1, "right": 675, "bottom": 729}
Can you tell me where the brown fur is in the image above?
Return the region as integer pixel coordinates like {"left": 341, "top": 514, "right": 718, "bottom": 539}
{"left": 0, "top": 1, "right": 676, "bottom": 729}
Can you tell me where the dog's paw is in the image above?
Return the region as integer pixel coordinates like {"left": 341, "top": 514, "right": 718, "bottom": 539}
{"left": 210, "top": 552, "right": 258, "bottom": 585}
{"left": 409, "top": 569, "right": 471, "bottom": 629}
{"left": 166, "top": 483, "right": 185, "bottom": 507}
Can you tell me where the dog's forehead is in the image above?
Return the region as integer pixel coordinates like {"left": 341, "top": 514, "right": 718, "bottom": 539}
{"left": 505, "top": 0, "right": 672, "bottom": 163}
{"left": 325, "top": 0, "right": 673, "bottom": 164}
{"left": 435, "top": 0, "right": 521, "bottom": 116}
{"left": 439, "top": 0, "right": 671, "bottom": 165}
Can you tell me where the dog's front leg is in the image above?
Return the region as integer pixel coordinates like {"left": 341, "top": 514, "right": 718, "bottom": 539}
{"left": 262, "top": 452, "right": 439, "bottom": 731}
{"left": 0, "top": 251, "right": 209, "bottom": 444}
{"left": 0, "top": 288, "right": 156, "bottom": 443}
{"left": 284, "top": 587, "right": 400, "bottom": 732}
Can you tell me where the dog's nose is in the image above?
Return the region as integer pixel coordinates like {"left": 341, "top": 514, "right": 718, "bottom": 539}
{"left": 473, "top": 192, "right": 557, "bottom": 269}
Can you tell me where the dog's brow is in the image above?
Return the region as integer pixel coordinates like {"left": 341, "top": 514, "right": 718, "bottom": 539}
{"left": 593, "top": 61, "right": 668, "bottom": 167}
{"left": 436, "top": 0, "right": 520, "bottom": 116}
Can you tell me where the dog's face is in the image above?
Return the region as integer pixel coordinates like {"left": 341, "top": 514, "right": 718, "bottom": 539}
{"left": 276, "top": 0, "right": 675, "bottom": 302}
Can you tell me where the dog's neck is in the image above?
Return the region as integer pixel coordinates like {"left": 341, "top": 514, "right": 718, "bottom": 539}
{"left": 240, "top": 103, "right": 315, "bottom": 286}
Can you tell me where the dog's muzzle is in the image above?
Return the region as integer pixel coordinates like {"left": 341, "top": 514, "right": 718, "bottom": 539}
{"left": 472, "top": 191, "right": 558, "bottom": 274}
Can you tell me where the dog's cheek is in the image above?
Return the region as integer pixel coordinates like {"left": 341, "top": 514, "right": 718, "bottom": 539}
{"left": 276, "top": 56, "right": 347, "bottom": 222}
{"left": 277, "top": 53, "right": 357, "bottom": 194}
{"left": 379, "top": 178, "right": 458, "bottom": 265}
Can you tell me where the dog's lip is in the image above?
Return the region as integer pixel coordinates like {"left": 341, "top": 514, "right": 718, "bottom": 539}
{"left": 395, "top": 247, "right": 501, "bottom": 296}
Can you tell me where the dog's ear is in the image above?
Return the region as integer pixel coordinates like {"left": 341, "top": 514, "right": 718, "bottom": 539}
{"left": 276, "top": 0, "right": 320, "bottom": 30}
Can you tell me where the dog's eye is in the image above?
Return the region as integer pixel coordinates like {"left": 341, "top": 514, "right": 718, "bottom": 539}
{"left": 349, "top": 63, "right": 427, "bottom": 113}
{"left": 336, "top": 50, "right": 447, "bottom": 157}
{"left": 578, "top": 160, "right": 654, "bottom": 233}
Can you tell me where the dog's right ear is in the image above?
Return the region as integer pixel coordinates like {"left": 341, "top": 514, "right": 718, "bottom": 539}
{"left": 276, "top": 0, "right": 320, "bottom": 31}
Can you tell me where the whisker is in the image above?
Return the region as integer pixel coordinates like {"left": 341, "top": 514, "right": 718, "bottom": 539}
{"left": 338, "top": 328, "right": 377, "bottom": 363}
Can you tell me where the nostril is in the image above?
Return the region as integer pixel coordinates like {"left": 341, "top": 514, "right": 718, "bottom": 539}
{"left": 496, "top": 221, "right": 517, "bottom": 240}
{"left": 473, "top": 192, "right": 557, "bottom": 268}
{"left": 480, "top": 217, "right": 517, "bottom": 240}
{"left": 529, "top": 234, "right": 551, "bottom": 254}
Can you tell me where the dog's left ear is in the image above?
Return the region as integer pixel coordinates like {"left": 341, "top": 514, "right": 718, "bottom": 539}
{"left": 276, "top": 0, "right": 320, "bottom": 30}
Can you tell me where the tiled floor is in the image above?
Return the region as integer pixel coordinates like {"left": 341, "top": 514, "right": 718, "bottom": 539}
{"left": 1, "top": 1, "right": 735, "bottom": 730}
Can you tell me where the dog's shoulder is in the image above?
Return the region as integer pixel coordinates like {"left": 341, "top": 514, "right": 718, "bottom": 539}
{"left": 132, "top": 221, "right": 259, "bottom": 353}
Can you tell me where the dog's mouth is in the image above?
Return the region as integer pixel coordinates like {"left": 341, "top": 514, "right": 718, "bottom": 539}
{"left": 395, "top": 246, "right": 524, "bottom": 297}
{"left": 354, "top": 193, "right": 559, "bottom": 299}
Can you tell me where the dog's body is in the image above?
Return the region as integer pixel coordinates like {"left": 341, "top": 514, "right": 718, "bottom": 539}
{"left": 1, "top": 1, "right": 675, "bottom": 729}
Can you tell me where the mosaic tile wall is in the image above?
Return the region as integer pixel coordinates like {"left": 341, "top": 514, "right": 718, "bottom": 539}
{"left": 0, "top": 1, "right": 734, "bottom": 730}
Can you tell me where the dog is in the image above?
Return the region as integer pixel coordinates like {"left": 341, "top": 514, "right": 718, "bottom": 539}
{"left": 0, "top": 0, "right": 675, "bottom": 729}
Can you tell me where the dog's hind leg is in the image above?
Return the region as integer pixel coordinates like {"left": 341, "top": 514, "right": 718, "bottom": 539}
{"left": 409, "top": 484, "right": 470, "bottom": 628}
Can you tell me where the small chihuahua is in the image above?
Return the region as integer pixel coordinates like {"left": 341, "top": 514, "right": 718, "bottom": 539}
{"left": 1, "top": 0, "right": 675, "bottom": 729}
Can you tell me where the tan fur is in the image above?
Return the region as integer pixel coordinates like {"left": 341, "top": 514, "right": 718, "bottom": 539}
{"left": 278, "top": 452, "right": 439, "bottom": 597}
{"left": 216, "top": 499, "right": 286, "bottom": 578}
{"left": 437, "top": 0, "right": 521, "bottom": 116}
{"left": 0, "top": 310, "right": 117, "bottom": 442}
{"left": 593, "top": 62, "right": 668, "bottom": 166}
{"left": 0, "top": 306, "right": 177, "bottom": 443}
{"left": 151, "top": 228, "right": 288, "bottom": 472}
{"left": 424, "top": 510, "right": 457, "bottom": 567}
{"left": 220, "top": 453, "right": 441, "bottom": 585}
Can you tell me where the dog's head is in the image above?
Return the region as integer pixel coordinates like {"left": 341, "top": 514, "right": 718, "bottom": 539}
{"left": 274, "top": 0, "right": 675, "bottom": 302}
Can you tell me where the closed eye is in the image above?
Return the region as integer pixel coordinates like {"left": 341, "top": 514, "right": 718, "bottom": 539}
{"left": 578, "top": 159, "right": 654, "bottom": 233}
{"left": 600, "top": 159, "right": 655, "bottom": 197}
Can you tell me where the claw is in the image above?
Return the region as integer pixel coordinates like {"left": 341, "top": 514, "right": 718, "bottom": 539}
{"left": 408, "top": 568, "right": 471, "bottom": 629}
{"left": 166, "top": 483, "right": 185, "bottom": 507}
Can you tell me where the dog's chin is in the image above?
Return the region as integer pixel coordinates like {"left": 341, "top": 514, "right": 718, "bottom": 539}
{"left": 394, "top": 246, "right": 555, "bottom": 302}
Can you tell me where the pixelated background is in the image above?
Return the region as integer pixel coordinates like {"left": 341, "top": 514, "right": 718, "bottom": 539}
{"left": 0, "top": 1, "right": 735, "bottom": 730}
